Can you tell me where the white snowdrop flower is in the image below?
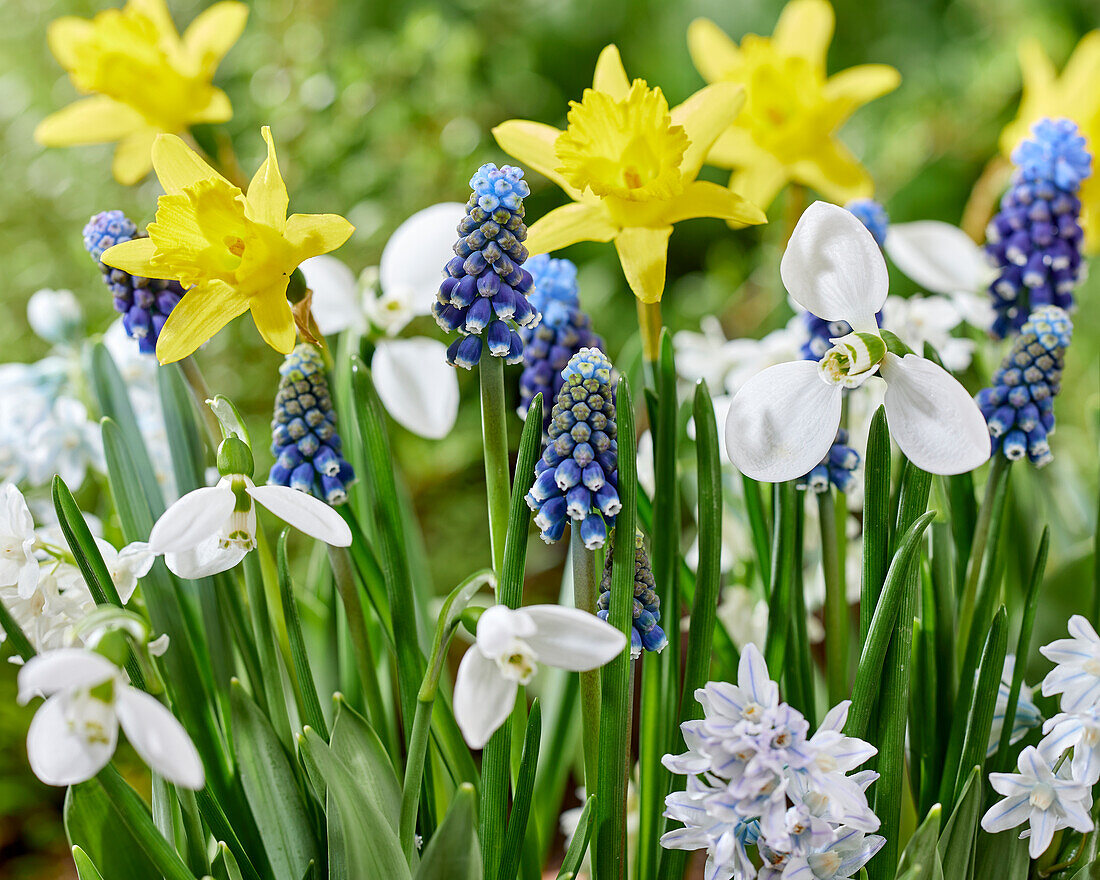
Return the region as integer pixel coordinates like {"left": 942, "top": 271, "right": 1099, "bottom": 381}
{"left": 453, "top": 604, "right": 626, "bottom": 749}
{"left": 1039, "top": 615, "right": 1100, "bottom": 714}
{"left": 1, "top": 563, "right": 93, "bottom": 658}
{"left": 26, "top": 397, "right": 103, "bottom": 490}
{"left": 715, "top": 586, "right": 769, "bottom": 651}
{"left": 722, "top": 317, "right": 806, "bottom": 396}
{"left": 371, "top": 337, "right": 460, "bottom": 440}
{"left": 300, "top": 254, "right": 367, "bottom": 336}
{"left": 0, "top": 483, "right": 40, "bottom": 599}
{"left": 674, "top": 316, "right": 743, "bottom": 392}
{"left": 27, "top": 288, "right": 83, "bottom": 346}
{"left": 17, "top": 647, "right": 203, "bottom": 789}
{"left": 725, "top": 202, "right": 990, "bottom": 482}
{"left": 982, "top": 745, "right": 1093, "bottom": 858}
{"left": 880, "top": 294, "right": 976, "bottom": 372}
{"left": 148, "top": 448, "right": 352, "bottom": 580}
{"left": 636, "top": 430, "right": 655, "bottom": 500}
{"left": 94, "top": 538, "right": 153, "bottom": 604}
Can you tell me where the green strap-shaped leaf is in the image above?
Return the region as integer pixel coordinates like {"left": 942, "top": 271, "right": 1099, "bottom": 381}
{"left": 497, "top": 700, "right": 542, "bottom": 880}
{"left": 212, "top": 843, "right": 246, "bottom": 880}
{"left": 71, "top": 847, "right": 106, "bottom": 880}
{"left": 276, "top": 530, "right": 328, "bottom": 738}
{"left": 861, "top": 407, "right": 891, "bottom": 644}
{"left": 897, "top": 804, "right": 942, "bottom": 877}
{"left": 939, "top": 766, "right": 983, "bottom": 880}
{"left": 557, "top": 796, "right": 596, "bottom": 880}
{"left": 415, "top": 784, "right": 482, "bottom": 880}
{"left": 952, "top": 608, "right": 1007, "bottom": 807}
{"left": 330, "top": 695, "right": 402, "bottom": 833}
{"left": 65, "top": 776, "right": 161, "bottom": 880}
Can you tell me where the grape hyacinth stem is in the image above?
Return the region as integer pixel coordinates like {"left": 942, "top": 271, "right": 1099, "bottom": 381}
{"left": 819, "top": 489, "right": 848, "bottom": 704}
{"left": 571, "top": 529, "right": 602, "bottom": 799}
{"left": 480, "top": 356, "right": 511, "bottom": 574}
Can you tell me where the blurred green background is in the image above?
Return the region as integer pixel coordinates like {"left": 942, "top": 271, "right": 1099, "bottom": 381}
{"left": 0, "top": 0, "right": 1097, "bottom": 874}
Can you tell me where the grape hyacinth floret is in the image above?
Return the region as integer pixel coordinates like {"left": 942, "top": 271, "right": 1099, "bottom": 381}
{"left": 597, "top": 528, "right": 666, "bottom": 657}
{"left": 797, "top": 429, "right": 860, "bottom": 493}
{"left": 525, "top": 348, "right": 619, "bottom": 550}
{"left": 661, "top": 644, "right": 883, "bottom": 880}
{"left": 268, "top": 344, "right": 355, "bottom": 505}
{"left": 83, "top": 210, "right": 185, "bottom": 356}
{"left": 518, "top": 254, "right": 603, "bottom": 432}
{"left": 976, "top": 305, "right": 1071, "bottom": 467}
{"left": 846, "top": 199, "right": 889, "bottom": 248}
{"left": 433, "top": 164, "right": 541, "bottom": 369}
{"left": 985, "top": 118, "right": 1091, "bottom": 338}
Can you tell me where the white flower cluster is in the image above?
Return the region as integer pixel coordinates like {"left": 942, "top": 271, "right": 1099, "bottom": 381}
{"left": 661, "top": 644, "right": 883, "bottom": 880}
{"left": 982, "top": 616, "right": 1100, "bottom": 858}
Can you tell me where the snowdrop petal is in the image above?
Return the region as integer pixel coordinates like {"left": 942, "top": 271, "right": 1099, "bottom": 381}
{"left": 247, "top": 485, "right": 353, "bottom": 546}
{"left": 453, "top": 647, "right": 518, "bottom": 749}
{"left": 164, "top": 538, "right": 248, "bottom": 580}
{"left": 300, "top": 254, "right": 364, "bottom": 336}
{"left": 476, "top": 605, "right": 536, "bottom": 659}
{"left": 17, "top": 649, "right": 117, "bottom": 703}
{"left": 880, "top": 353, "right": 989, "bottom": 475}
{"left": 781, "top": 201, "right": 888, "bottom": 331}
{"left": 27, "top": 694, "right": 117, "bottom": 786}
{"left": 884, "top": 221, "right": 994, "bottom": 295}
{"left": 372, "top": 338, "right": 460, "bottom": 439}
{"left": 116, "top": 687, "right": 204, "bottom": 790}
{"left": 725, "top": 360, "right": 843, "bottom": 483}
{"left": 522, "top": 605, "right": 628, "bottom": 671}
{"left": 380, "top": 202, "right": 468, "bottom": 324}
{"left": 148, "top": 484, "right": 235, "bottom": 554}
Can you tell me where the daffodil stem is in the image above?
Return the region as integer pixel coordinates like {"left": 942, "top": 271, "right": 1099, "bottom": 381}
{"left": 784, "top": 183, "right": 806, "bottom": 247}
{"left": 636, "top": 300, "right": 663, "bottom": 365}
{"left": 571, "top": 530, "right": 602, "bottom": 798}
{"left": 177, "top": 356, "right": 223, "bottom": 448}
{"left": 819, "top": 490, "right": 848, "bottom": 704}
{"left": 479, "top": 356, "right": 510, "bottom": 575}
{"left": 957, "top": 454, "right": 1011, "bottom": 660}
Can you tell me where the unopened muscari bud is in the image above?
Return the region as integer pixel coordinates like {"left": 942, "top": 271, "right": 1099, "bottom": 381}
{"left": 976, "top": 305, "right": 1072, "bottom": 467}
{"left": 797, "top": 428, "right": 861, "bottom": 493}
{"left": 83, "top": 210, "right": 187, "bottom": 355}
{"left": 433, "top": 164, "right": 542, "bottom": 369}
{"left": 525, "top": 348, "right": 618, "bottom": 549}
{"left": 596, "top": 528, "right": 666, "bottom": 658}
{"left": 518, "top": 255, "right": 603, "bottom": 434}
{"left": 985, "top": 119, "right": 1091, "bottom": 339}
{"left": 268, "top": 344, "right": 355, "bottom": 504}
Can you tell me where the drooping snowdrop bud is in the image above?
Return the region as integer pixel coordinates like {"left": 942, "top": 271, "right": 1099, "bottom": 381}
{"left": 453, "top": 603, "right": 626, "bottom": 748}
{"left": 596, "top": 529, "right": 666, "bottom": 658}
{"left": 725, "top": 201, "right": 990, "bottom": 482}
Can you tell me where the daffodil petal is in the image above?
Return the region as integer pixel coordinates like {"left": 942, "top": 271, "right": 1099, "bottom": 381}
{"left": 773, "top": 0, "right": 834, "bottom": 70}
{"left": 152, "top": 133, "right": 231, "bottom": 196}
{"left": 112, "top": 129, "right": 157, "bottom": 185}
{"left": 780, "top": 200, "right": 887, "bottom": 329}
{"left": 724, "top": 360, "right": 843, "bottom": 483}
{"left": 35, "top": 97, "right": 146, "bottom": 147}
{"left": 614, "top": 226, "right": 672, "bottom": 305}
{"left": 728, "top": 160, "right": 788, "bottom": 217}
{"left": 155, "top": 280, "right": 249, "bottom": 364}
{"left": 101, "top": 237, "right": 158, "bottom": 277}
{"left": 182, "top": 1, "right": 249, "bottom": 77}
{"left": 191, "top": 88, "right": 233, "bottom": 125}
{"left": 46, "top": 16, "right": 94, "bottom": 71}
{"left": 1060, "top": 30, "right": 1100, "bottom": 105}
{"left": 880, "top": 353, "right": 990, "bottom": 475}
{"left": 593, "top": 44, "right": 630, "bottom": 100}
{"left": 1000, "top": 40, "right": 1056, "bottom": 153}
{"left": 823, "top": 64, "right": 901, "bottom": 112}
{"left": 526, "top": 203, "right": 617, "bottom": 255}
{"left": 131, "top": 0, "right": 177, "bottom": 41}
{"left": 285, "top": 213, "right": 355, "bottom": 260}
{"left": 246, "top": 126, "right": 288, "bottom": 230}
{"left": 664, "top": 180, "right": 766, "bottom": 226}
{"left": 790, "top": 140, "right": 873, "bottom": 204}
{"left": 248, "top": 282, "right": 296, "bottom": 354}
{"left": 687, "top": 18, "right": 741, "bottom": 83}
{"left": 884, "top": 221, "right": 994, "bottom": 295}
{"left": 671, "top": 82, "right": 746, "bottom": 181}
{"left": 491, "top": 120, "right": 579, "bottom": 200}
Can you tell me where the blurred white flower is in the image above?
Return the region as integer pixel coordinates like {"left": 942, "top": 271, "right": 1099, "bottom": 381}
{"left": 371, "top": 338, "right": 460, "bottom": 439}
{"left": 880, "top": 294, "right": 976, "bottom": 372}
{"left": 300, "top": 254, "right": 367, "bottom": 335}
{"left": 26, "top": 397, "right": 102, "bottom": 490}
{"left": 0, "top": 483, "right": 39, "bottom": 598}
{"left": 27, "top": 289, "right": 83, "bottom": 346}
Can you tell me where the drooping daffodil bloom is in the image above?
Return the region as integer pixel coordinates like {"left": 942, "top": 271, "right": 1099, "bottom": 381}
{"left": 101, "top": 127, "right": 354, "bottom": 364}
{"left": 725, "top": 202, "right": 990, "bottom": 481}
{"left": 687, "top": 0, "right": 900, "bottom": 212}
{"left": 17, "top": 647, "right": 204, "bottom": 788}
{"left": 36, "top": 0, "right": 248, "bottom": 185}
{"left": 1000, "top": 31, "right": 1100, "bottom": 251}
{"left": 148, "top": 437, "right": 352, "bottom": 579}
{"left": 454, "top": 604, "right": 627, "bottom": 748}
{"left": 494, "top": 45, "right": 765, "bottom": 306}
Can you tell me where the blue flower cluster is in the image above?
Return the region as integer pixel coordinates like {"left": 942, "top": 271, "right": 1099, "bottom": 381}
{"left": 801, "top": 201, "right": 887, "bottom": 360}
{"left": 977, "top": 305, "right": 1072, "bottom": 467}
{"left": 597, "top": 528, "right": 667, "bottom": 657}
{"left": 525, "top": 348, "right": 619, "bottom": 550}
{"left": 433, "top": 164, "right": 541, "bottom": 368}
{"left": 985, "top": 118, "right": 1091, "bottom": 338}
{"left": 269, "top": 344, "right": 355, "bottom": 504}
{"left": 83, "top": 210, "right": 185, "bottom": 355}
{"left": 797, "top": 429, "right": 861, "bottom": 493}
{"left": 518, "top": 255, "right": 603, "bottom": 432}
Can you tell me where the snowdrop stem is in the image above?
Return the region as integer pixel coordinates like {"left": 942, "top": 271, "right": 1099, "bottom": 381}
{"left": 637, "top": 300, "right": 663, "bottom": 364}
{"left": 819, "top": 490, "right": 849, "bottom": 704}
{"left": 177, "top": 356, "right": 223, "bottom": 447}
{"left": 957, "top": 455, "right": 1011, "bottom": 661}
{"left": 571, "top": 529, "right": 602, "bottom": 797}
{"left": 479, "top": 356, "right": 510, "bottom": 575}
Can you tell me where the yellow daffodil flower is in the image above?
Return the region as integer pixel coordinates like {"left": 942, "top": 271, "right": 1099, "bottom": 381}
{"left": 1000, "top": 31, "right": 1100, "bottom": 251}
{"left": 493, "top": 45, "right": 765, "bottom": 308}
{"left": 36, "top": 0, "right": 248, "bottom": 185}
{"left": 688, "top": 0, "right": 899, "bottom": 213}
{"left": 102, "top": 127, "right": 354, "bottom": 364}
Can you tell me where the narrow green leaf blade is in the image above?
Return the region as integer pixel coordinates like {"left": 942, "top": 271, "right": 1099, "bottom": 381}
{"left": 72, "top": 846, "right": 106, "bottom": 880}
{"left": 415, "top": 784, "right": 482, "bottom": 880}
{"left": 557, "top": 796, "right": 596, "bottom": 880}
{"left": 497, "top": 701, "right": 542, "bottom": 880}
